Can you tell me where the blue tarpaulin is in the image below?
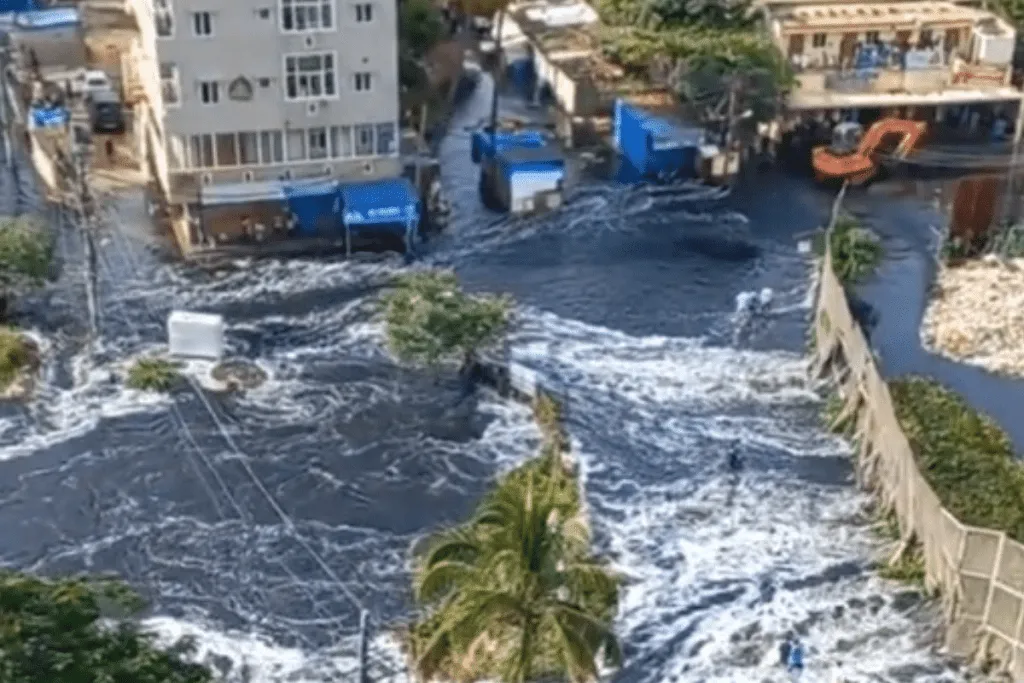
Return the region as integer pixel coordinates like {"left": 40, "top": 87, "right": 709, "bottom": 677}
{"left": 0, "top": 0, "right": 35, "bottom": 15}
{"left": 283, "top": 180, "right": 340, "bottom": 237}
{"left": 31, "top": 106, "right": 67, "bottom": 128}
{"left": 471, "top": 130, "right": 547, "bottom": 164}
{"left": 341, "top": 178, "right": 419, "bottom": 231}
{"left": 14, "top": 6, "right": 78, "bottom": 29}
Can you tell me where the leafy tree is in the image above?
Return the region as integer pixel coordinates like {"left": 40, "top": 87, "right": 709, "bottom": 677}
{"left": 401, "top": 0, "right": 447, "bottom": 61}
{"left": 0, "top": 326, "right": 32, "bottom": 390}
{"left": 0, "top": 571, "right": 215, "bottom": 683}
{"left": 379, "top": 270, "right": 511, "bottom": 371}
{"left": 600, "top": 25, "right": 791, "bottom": 126}
{"left": 0, "top": 215, "right": 53, "bottom": 320}
{"left": 411, "top": 467, "right": 620, "bottom": 682}
{"left": 814, "top": 214, "right": 883, "bottom": 286}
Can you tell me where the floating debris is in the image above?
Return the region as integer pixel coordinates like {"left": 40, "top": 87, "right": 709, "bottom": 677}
{"left": 922, "top": 256, "right": 1024, "bottom": 377}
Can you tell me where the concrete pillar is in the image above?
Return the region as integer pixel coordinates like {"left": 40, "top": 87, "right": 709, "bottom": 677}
{"left": 1014, "top": 97, "right": 1024, "bottom": 145}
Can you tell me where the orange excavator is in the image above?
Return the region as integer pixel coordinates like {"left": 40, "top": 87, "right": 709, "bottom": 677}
{"left": 812, "top": 118, "right": 927, "bottom": 185}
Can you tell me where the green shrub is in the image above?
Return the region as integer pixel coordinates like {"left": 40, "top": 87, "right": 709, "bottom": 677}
{"left": 0, "top": 571, "right": 215, "bottom": 683}
{"left": 0, "top": 327, "right": 31, "bottom": 390}
{"left": 889, "top": 377, "right": 1024, "bottom": 542}
{"left": 127, "top": 358, "right": 182, "bottom": 392}
{"left": 814, "top": 214, "right": 883, "bottom": 286}
{"left": 379, "top": 270, "right": 511, "bottom": 370}
{"left": 878, "top": 545, "right": 926, "bottom": 586}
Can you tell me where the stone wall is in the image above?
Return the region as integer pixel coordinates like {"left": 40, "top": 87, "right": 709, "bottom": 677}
{"left": 812, "top": 245, "right": 1024, "bottom": 677}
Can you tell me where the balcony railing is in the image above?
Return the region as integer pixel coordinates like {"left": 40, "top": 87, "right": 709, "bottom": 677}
{"left": 950, "top": 56, "right": 1011, "bottom": 87}
{"left": 796, "top": 60, "right": 1012, "bottom": 98}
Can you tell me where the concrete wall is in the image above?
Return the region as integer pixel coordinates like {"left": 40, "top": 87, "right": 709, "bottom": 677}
{"left": 812, "top": 244, "right": 1024, "bottom": 678}
{"left": 28, "top": 131, "right": 60, "bottom": 198}
{"left": 11, "top": 27, "right": 87, "bottom": 71}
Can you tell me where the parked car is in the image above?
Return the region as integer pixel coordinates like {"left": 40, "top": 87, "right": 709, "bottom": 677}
{"left": 71, "top": 69, "right": 112, "bottom": 98}
{"left": 88, "top": 89, "right": 126, "bottom": 135}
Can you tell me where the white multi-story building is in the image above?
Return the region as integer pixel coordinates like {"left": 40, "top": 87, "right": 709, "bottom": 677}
{"left": 148, "top": 0, "right": 401, "bottom": 191}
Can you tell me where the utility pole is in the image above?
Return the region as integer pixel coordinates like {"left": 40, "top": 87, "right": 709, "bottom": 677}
{"left": 724, "top": 77, "right": 738, "bottom": 150}
{"left": 0, "top": 46, "right": 11, "bottom": 169}
{"left": 488, "top": 8, "right": 505, "bottom": 138}
{"left": 996, "top": 99, "right": 1024, "bottom": 248}
{"left": 69, "top": 125, "right": 99, "bottom": 347}
{"left": 357, "top": 609, "right": 370, "bottom": 683}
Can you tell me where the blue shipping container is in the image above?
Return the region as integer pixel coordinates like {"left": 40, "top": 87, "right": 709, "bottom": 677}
{"left": 471, "top": 129, "right": 548, "bottom": 164}
{"left": 613, "top": 99, "right": 702, "bottom": 180}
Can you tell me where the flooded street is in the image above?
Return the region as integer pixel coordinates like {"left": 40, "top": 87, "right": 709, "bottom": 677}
{"left": 0, "top": 75, "right": 974, "bottom": 681}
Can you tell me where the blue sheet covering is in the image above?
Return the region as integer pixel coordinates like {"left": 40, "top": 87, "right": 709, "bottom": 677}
{"left": 0, "top": 0, "right": 35, "bottom": 15}
{"left": 283, "top": 180, "right": 341, "bottom": 236}
{"left": 341, "top": 178, "right": 419, "bottom": 229}
{"left": 31, "top": 106, "right": 68, "bottom": 129}
{"left": 14, "top": 6, "right": 77, "bottom": 30}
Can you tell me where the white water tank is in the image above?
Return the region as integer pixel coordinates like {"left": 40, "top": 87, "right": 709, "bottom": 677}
{"left": 168, "top": 310, "right": 225, "bottom": 360}
{"left": 973, "top": 25, "right": 1014, "bottom": 65}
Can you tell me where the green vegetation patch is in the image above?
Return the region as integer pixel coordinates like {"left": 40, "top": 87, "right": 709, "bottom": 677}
{"left": 0, "top": 571, "right": 215, "bottom": 683}
{"left": 814, "top": 214, "right": 884, "bottom": 286}
{"left": 0, "top": 326, "right": 33, "bottom": 391}
{"left": 380, "top": 270, "right": 511, "bottom": 370}
{"left": 127, "top": 357, "right": 182, "bottom": 392}
{"left": 593, "top": 0, "right": 792, "bottom": 126}
{"left": 407, "top": 392, "right": 619, "bottom": 682}
{"left": 878, "top": 545, "right": 926, "bottom": 586}
{"left": 890, "top": 377, "right": 1024, "bottom": 542}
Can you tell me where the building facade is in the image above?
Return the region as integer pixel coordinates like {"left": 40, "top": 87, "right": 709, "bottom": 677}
{"left": 763, "top": 0, "right": 1023, "bottom": 115}
{"left": 152, "top": 0, "right": 401, "bottom": 189}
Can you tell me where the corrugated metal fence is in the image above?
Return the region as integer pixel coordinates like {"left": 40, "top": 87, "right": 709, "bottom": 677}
{"left": 813, "top": 243, "right": 1024, "bottom": 677}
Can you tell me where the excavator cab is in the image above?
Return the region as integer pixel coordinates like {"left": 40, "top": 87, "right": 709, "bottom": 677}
{"left": 830, "top": 122, "right": 864, "bottom": 155}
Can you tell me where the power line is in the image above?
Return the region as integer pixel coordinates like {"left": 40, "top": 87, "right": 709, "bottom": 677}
{"left": 89, "top": 227, "right": 350, "bottom": 651}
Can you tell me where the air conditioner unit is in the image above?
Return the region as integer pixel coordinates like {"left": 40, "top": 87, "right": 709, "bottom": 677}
{"left": 243, "top": 170, "right": 254, "bottom": 182}
{"left": 201, "top": 173, "right": 213, "bottom": 185}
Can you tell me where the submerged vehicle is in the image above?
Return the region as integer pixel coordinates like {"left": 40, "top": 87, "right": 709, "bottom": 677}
{"left": 812, "top": 118, "right": 926, "bottom": 185}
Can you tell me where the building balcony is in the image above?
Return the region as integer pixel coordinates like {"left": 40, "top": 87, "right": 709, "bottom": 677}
{"left": 790, "top": 57, "right": 1016, "bottom": 108}
{"left": 949, "top": 55, "right": 1011, "bottom": 88}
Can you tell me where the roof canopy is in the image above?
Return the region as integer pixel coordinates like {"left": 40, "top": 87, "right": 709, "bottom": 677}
{"left": 341, "top": 177, "right": 419, "bottom": 226}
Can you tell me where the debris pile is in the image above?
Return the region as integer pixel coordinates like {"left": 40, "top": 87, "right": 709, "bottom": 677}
{"left": 922, "top": 256, "right": 1024, "bottom": 377}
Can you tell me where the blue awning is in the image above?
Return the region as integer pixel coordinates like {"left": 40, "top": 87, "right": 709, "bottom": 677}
{"left": 341, "top": 178, "right": 419, "bottom": 227}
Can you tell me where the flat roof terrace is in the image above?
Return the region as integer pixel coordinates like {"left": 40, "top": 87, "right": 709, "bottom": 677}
{"left": 770, "top": 0, "right": 1008, "bottom": 32}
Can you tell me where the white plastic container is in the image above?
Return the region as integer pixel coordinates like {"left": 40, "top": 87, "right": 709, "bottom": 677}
{"left": 168, "top": 310, "right": 225, "bottom": 360}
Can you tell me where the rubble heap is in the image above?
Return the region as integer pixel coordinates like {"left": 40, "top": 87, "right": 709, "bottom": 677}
{"left": 922, "top": 256, "right": 1024, "bottom": 378}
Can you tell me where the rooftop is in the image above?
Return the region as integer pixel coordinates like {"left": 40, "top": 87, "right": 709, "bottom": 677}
{"left": 771, "top": 0, "right": 1002, "bottom": 30}
{"left": 508, "top": 2, "right": 600, "bottom": 56}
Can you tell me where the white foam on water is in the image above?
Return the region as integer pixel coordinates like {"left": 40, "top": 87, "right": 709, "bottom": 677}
{"left": 509, "top": 311, "right": 962, "bottom": 683}
{"left": 0, "top": 341, "right": 175, "bottom": 461}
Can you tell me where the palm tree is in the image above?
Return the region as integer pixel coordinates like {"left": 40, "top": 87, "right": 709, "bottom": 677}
{"left": 411, "top": 468, "right": 621, "bottom": 682}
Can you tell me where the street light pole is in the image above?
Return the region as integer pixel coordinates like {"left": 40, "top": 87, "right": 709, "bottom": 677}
{"left": 488, "top": 8, "right": 505, "bottom": 138}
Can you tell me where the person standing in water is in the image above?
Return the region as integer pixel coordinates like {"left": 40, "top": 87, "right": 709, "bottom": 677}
{"left": 788, "top": 637, "right": 805, "bottom": 679}
{"left": 778, "top": 635, "right": 792, "bottom": 667}
{"left": 727, "top": 442, "right": 742, "bottom": 471}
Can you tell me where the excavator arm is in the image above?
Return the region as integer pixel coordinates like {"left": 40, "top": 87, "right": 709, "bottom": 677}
{"left": 813, "top": 118, "right": 926, "bottom": 185}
